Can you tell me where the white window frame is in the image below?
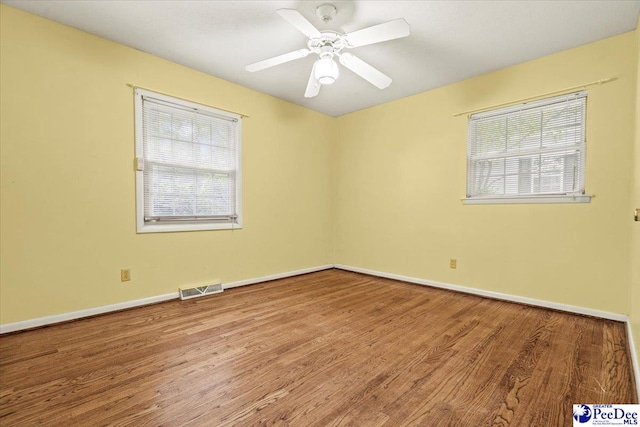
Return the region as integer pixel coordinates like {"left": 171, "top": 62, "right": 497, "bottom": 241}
{"left": 134, "top": 88, "right": 242, "bottom": 233}
{"left": 463, "top": 91, "right": 592, "bottom": 205}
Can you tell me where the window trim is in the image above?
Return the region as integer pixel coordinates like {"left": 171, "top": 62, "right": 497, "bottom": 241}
{"left": 462, "top": 194, "right": 592, "bottom": 205}
{"left": 134, "top": 88, "right": 242, "bottom": 233}
{"left": 463, "top": 91, "right": 591, "bottom": 205}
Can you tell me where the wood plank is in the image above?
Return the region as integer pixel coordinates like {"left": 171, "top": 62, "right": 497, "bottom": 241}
{"left": 0, "top": 269, "right": 636, "bottom": 426}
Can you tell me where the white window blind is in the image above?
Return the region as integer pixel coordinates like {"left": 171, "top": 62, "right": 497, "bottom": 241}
{"left": 134, "top": 89, "right": 241, "bottom": 232}
{"left": 466, "top": 91, "right": 587, "bottom": 203}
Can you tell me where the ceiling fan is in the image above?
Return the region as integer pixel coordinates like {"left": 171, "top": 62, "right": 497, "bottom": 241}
{"left": 245, "top": 4, "right": 410, "bottom": 98}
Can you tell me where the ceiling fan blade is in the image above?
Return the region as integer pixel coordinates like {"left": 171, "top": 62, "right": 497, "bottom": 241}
{"left": 344, "top": 18, "right": 410, "bottom": 48}
{"left": 339, "top": 53, "right": 392, "bottom": 89}
{"left": 277, "top": 9, "right": 322, "bottom": 39}
{"left": 246, "top": 49, "right": 311, "bottom": 72}
{"left": 305, "top": 62, "right": 321, "bottom": 98}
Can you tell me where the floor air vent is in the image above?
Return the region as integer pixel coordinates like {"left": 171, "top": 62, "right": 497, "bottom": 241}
{"left": 179, "top": 283, "right": 223, "bottom": 300}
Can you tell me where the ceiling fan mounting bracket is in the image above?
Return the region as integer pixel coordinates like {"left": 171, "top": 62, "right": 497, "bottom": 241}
{"left": 316, "top": 4, "right": 337, "bottom": 23}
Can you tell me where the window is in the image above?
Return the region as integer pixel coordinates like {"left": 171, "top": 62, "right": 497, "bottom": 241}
{"left": 465, "top": 91, "right": 591, "bottom": 204}
{"left": 134, "top": 88, "right": 242, "bottom": 233}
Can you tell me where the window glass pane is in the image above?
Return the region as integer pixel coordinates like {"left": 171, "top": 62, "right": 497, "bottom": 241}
{"left": 212, "top": 173, "right": 233, "bottom": 215}
{"left": 195, "top": 119, "right": 212, "bottom": 145}
{"left": 140, "top": 93, "right": 240, "bottom": 223}
{"left": 467, "top": 92, "right": 585, "bottom": 199}
{"left": 172, "top": 115, "right": 192, "bottom": 141}
{"left": 473, "top": 118, "right": 506, "bottom": 156}
{"left": 506, "top": 110, "right": 541, "bottom": 152}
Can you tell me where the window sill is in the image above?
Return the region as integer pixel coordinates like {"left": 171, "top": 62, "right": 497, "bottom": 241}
{"left": 461, "top": 194, "right": 592, "bottom": 205}
{"left": 137, "top": 221, "right": 242, "bottom": 233}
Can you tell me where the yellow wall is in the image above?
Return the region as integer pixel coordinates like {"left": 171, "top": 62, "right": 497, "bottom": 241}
{"left": 0, "top": 5, "right": 335, "bottom": 324}
{"left": 1, "top": 4, "right": 639, "bottom": 331}
{"left": 334, "top": 32, "right": 637, "bottom": 315}
{"left": 630, "top": 16, "right": 640, "bottom": 365}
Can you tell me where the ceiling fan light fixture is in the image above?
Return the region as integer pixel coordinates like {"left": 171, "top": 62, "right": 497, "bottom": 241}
{"left": 315, "top": 56, "right": 339, "bottom": 85}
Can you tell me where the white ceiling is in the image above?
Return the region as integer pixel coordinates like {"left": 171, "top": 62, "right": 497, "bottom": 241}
{"left": 4, "top": 0, "right": 640, "bottom": 116}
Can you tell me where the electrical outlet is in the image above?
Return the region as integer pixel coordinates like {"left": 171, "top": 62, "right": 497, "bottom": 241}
{"left": 121, "top": 269, "right": 131, "bottom": 282}
{"left": 449, "top": 259, "right": 457, "bottom": 269}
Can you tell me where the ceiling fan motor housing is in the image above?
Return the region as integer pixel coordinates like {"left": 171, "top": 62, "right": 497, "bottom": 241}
{"left": 307, "top": 31, "right": 346, "bottom": 53}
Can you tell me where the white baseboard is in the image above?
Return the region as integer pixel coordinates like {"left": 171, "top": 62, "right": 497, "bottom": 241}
{"left": 0, "top": 264, "right": 334, "bottom": 334}
{"left": 223, "top": 264, "right": 334, "bottom": 289}
{"left": 0, "top": 292, "right": 179, "bottom": 334}
{"left": 626, "top": 321, "right": 640, "bottom": 400}
{"left": 334, "top": 264, "right": 628, "bottom": 322}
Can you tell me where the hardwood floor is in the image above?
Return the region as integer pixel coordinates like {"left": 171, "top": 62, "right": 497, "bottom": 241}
{"left": 0, "top": 269, "right": 636, "bottom": 426}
